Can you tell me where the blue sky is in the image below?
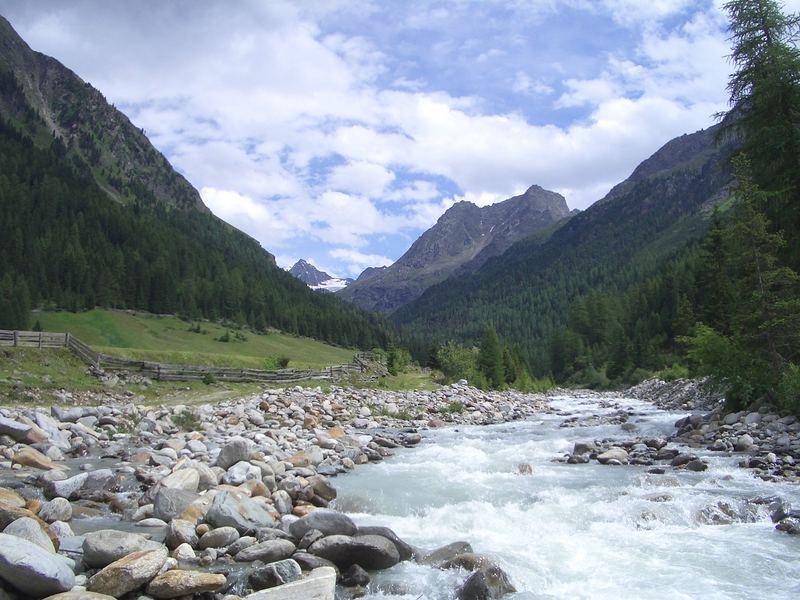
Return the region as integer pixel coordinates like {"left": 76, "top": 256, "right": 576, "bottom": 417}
{"left": 5, "top": 0, "right": 799, "bottom": 278}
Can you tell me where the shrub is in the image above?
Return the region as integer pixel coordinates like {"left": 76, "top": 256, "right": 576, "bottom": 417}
{"left": 202, "top": 372, "right": 216, "bottom": 385}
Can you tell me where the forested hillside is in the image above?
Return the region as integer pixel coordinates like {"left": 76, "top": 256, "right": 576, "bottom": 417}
{"left": 394, "top": 123, "right": 738, "bottom": 373}
{"left": 0, "top": 18, "right": 390, "bottom": 350}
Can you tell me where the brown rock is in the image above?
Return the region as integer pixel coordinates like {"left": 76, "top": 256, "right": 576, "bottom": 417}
{"left": 0, "top": 488, "right": 26, "bottom": 508}
{"left": 12, "top": 447, "right": 67, "bottom": 471}
{"left": 146, "top": 570, "right": 227, "bottom": 598}
{"left": 88, "top": 547, "right": 169, "bottom": 597}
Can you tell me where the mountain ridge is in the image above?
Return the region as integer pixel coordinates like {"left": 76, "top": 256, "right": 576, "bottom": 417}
{"left": 338, "top": 184, "right": 572, "bottom": 313}
{"left": 394, "top": 122, "right": 740, "bottom": 369}
{"left": 0, "top": 15, "right": 206, "bottom": 212}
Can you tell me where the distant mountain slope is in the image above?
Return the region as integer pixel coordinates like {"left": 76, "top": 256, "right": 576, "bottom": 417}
{"left": 394, "top": 123, "right": 739, "bottom": 369}
{"left": 338, "top": 185, "right": 572, "bottom": 313}
{"left": 0, "top": 18, "right": 388, "bottom": 349}
{"left": 0, "top": 15, "right": 204, "bottom": 211}
{"left": 289, "top": 260, "right": 353, "bottom": 292}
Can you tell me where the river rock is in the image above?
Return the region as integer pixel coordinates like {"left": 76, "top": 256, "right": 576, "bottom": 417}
{"left": 206, "top": 491, "right": 276, "bottom": 533}
{"left": 308, "top": 534, "right": 400, "bottom": 570}
{"left": 292, "top": 552, "right": 339, "bottom": 573}
{"left": 165, "top": 519, "right": 198, "bottom": 549}
{"left": 12, "top": 447, "right": 65, "bottom": 471}
{"left": 357, "top": 525, "right": 414, "bottom": 561}
{"left": 735, "top": 434, "right": 755, "bottom": 452}
{"left": 152, "top": 487, "right": 199, "bottom": 522}
{"left": 776, "top": 517, "right": 800, "bottom": 534}
{"left": 42, "top": 592, "right": 116, "bottom": 600}
{"left": 159, "top": 469, "right": 200, "bottom": 492}
{"left": 289, "top": 509, "right": 357, "bottom": 538}
{"left": 3, "top": 516, "right": 55, "bottom": 553}
{"left": 685, "top": 459, "right": 708, "bottom": 472}
{"left": 216, "top": 437, "right": 252, "bottom": 470}
{"left": 88, "top": 546, "right": 169, "bottom": 597}
{"left": 44, "top": 470, "right": 115, "bottom": 500}
{"left": 243, "top": 566, "right": 336, "bottom": 600}
{"left": 340, "top": 563, "right": 370, "bottom": 587}
{"left": 307, "top": 475, "right": 337, "bottom": 502}
{"left": 419, "top": 541, "right": 474, "bottom": 566}
{"left": 0, "top": 532, "right": 75, "bottom": 597}
{"left": 597, "top": 447, "right": 629, "bottom": 465}
{"left": 455, "top": 560, "right": 516, "bottom": 600}
{"left": 234, "top": 539, "right": 296, "bottom": 563}
{"left": 224, "top": 461, "right": 261, "bottom": 486}
{"left": 248, "top": 558, "right": 302, "bottom": 590}
{"left": 0, "top": 488, "right": 25, "bottom": 508}
{"left": 146, "top": 569, "right": 227, "bottom": 598}
{"left": 83, "top": 530, "right": 162, "bottom": 568}
{"left": 39, "top": 498, "right": 73, "bottom": 523}
{"left": 198, "top": 526, "right": 240, "bottom": 549}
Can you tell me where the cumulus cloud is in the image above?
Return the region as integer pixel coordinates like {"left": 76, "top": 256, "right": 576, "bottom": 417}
{"left": 329, "top": 248, "right": 393, "bottom": 277}
{"left": 3, "top": 0, "right": 737, "bottom": 275}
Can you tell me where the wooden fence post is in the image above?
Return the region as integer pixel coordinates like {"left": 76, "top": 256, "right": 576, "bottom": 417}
{"left": 65, "top": 332, "right": 70, "bottom": 348}
{"left": 38, "top": 331, "right": 43, "bottom": 349}
{"left": 13, "top": 330, "right": 18, "bottom": 347}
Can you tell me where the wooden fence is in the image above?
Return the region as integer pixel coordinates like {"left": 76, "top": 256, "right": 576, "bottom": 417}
{"left": 0, "top": 329, "right": 383, "bottom": 384}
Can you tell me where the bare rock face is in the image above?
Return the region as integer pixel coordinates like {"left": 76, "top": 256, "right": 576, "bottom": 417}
{"left": 338, "top": 185, "right": 571, "bottom": 313}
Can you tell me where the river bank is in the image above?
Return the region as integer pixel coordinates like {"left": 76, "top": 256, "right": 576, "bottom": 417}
{"left": 0, "top": 381, "right": 548, "bottom": 600}
{"left": 0, "top": 379, "right": 798, "bottom": 600}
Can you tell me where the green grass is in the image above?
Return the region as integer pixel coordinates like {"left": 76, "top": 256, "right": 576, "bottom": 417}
{"left": 356, "top": 369, "right": 441, "bottom": 391}
{"left": 36, "top": 309, "right": 356, "bottom": 369}
{"left": 0, "top": 347, "right": 268, "bottom": 406}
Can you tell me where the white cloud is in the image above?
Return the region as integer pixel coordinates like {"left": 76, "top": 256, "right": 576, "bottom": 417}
{"left": 3, "top": 0, "right": 736, "bottom": 275}
{"left": 329, "top": 248, "right": 393, "bottom": 277}
{"left": 328, "top": 161, "right": 395, "bottom": 196}
{"left": 512, "top": 71, "right": 554, "bottom": 96}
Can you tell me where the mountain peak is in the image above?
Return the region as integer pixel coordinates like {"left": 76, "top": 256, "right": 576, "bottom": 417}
{"left": 289, "top": 260, "right": 354, "bottom": 292}
{"left": 338, "top": 184, "right": 572, "bottom": 313}
{"left": 0, "top": 16, "right": 207, "bottom": 212}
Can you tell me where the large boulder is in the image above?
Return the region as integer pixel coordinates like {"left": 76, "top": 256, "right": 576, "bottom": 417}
{"left": 205, "top": 491, "right": 276, "bottom": 533}
{"left": 288, "top": 509, "right": 357, "bottom": 539}
{"left": 234, "top": 539, "right": 296, "bottom": 563}
{"left": 3, "top": 516, "right": 55, "bottom": 553}
{"left": 146, "top": 570, "right": 227, "bottom": 598}
{"left": 216, "top": 437, "right": 253, "bottom": 470}
{"left": 165, "top": 519, "right": 198, "bottom": 549}
{"left": 12, "top": 447, "right": 65, "bottom": 471}
{"left": 88, "top": 547, "right": 169, "bottom": 597}
{"left": 308, "top": 534, "right": 400, "bottom": 570}
{"left": 153, "top": 488, "right": 199, "bottom": 522}
{"left": 44, "top": 470, "right": 115, "bottom": 500}
{"left": 596, "top": 447, "right": 629, "bottom": 465}
{"left": 418, "top": 541, "right": 474, "bottom": 566}
{"left": 357, "top": 525, "right": 414, "bottom": 561}
{"left": 197, "top": 526, "right": 240, "bottom": 550}
{"left": 0, "top": 532, "right": 75, "bottom": 597}
{"left": 159, "top": 469, "right": 200, "bottom": 493}
{"left": 248, "top": 558, "right": 302, "bottom": 590}
{"left": 82, "top": 530, "right": 162, "bottom": 568}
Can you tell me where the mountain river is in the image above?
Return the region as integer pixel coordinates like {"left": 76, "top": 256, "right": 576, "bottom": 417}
{"left": 332, "top": 393, "right": 800, "bottom": 599}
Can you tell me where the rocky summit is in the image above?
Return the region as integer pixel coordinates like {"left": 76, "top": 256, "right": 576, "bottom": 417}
{"left": 0, "top": 381, "right": 548, "bottom": 600}
{"left": 338, "top": 184, "right": 572, "bottom": 313}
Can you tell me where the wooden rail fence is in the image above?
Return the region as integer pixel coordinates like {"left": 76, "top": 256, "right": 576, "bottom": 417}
{"left": 0, "top": 329, "right": 384, "bottom": 384}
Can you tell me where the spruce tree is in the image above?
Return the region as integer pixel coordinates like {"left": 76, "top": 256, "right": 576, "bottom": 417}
{"left": 478, "top": 327, "right": 505, "bottom": 389}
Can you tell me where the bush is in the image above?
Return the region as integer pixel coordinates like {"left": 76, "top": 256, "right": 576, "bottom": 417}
{"left": 437, "top": 342, "right": 478, "bottom": 382}
{"left": 277, "top": 356, "right": 290, "bottom": 368}
{"left": 446, "top": 401, "right": 464, "bottom": 414}
{"left": 173, "top": 411, "right": 201, "bottom": 432}
{"left": 778, "top": 363, "right": 800, "bottom": 415}
{"left": 202, "top": 372, "right": 216, "bottom": 385}
{"left": 657, "top": 363, "right": 690, "bottom": 382}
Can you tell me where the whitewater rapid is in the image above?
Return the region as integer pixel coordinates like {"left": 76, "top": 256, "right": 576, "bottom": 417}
{"left": 332, "top": 394, "right": 800, "bottom": 599}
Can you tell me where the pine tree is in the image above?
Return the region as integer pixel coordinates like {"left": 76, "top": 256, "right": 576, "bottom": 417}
{"left": 720, "top": 0, "right": 800, "bottom": 197}
{"left": 478, "top": 327, "right": 505, "bottom": 389}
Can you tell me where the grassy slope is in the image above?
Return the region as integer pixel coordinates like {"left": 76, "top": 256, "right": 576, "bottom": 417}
{"left": 35, "top": 309, "right": 356, "bottom": 369}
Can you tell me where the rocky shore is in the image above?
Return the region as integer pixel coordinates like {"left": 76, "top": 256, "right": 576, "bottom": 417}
{"left": 0, "top": 381, "right": 548, "bottom": 600}
{"left": 554, "top": 379, "right": 800, "bottom": 534}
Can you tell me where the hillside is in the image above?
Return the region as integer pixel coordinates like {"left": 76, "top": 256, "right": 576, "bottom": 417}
{"left": 339, "top": 184, "right": 572, "bottom": 313}
{"left": 0, "top": 19, "right": 389, "bottom": 350}
{"left": 35, "top": 309, "right": 356, "bottom": 369}
{"left": 394, "top": 123, "right": 740, "bottom": 371}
